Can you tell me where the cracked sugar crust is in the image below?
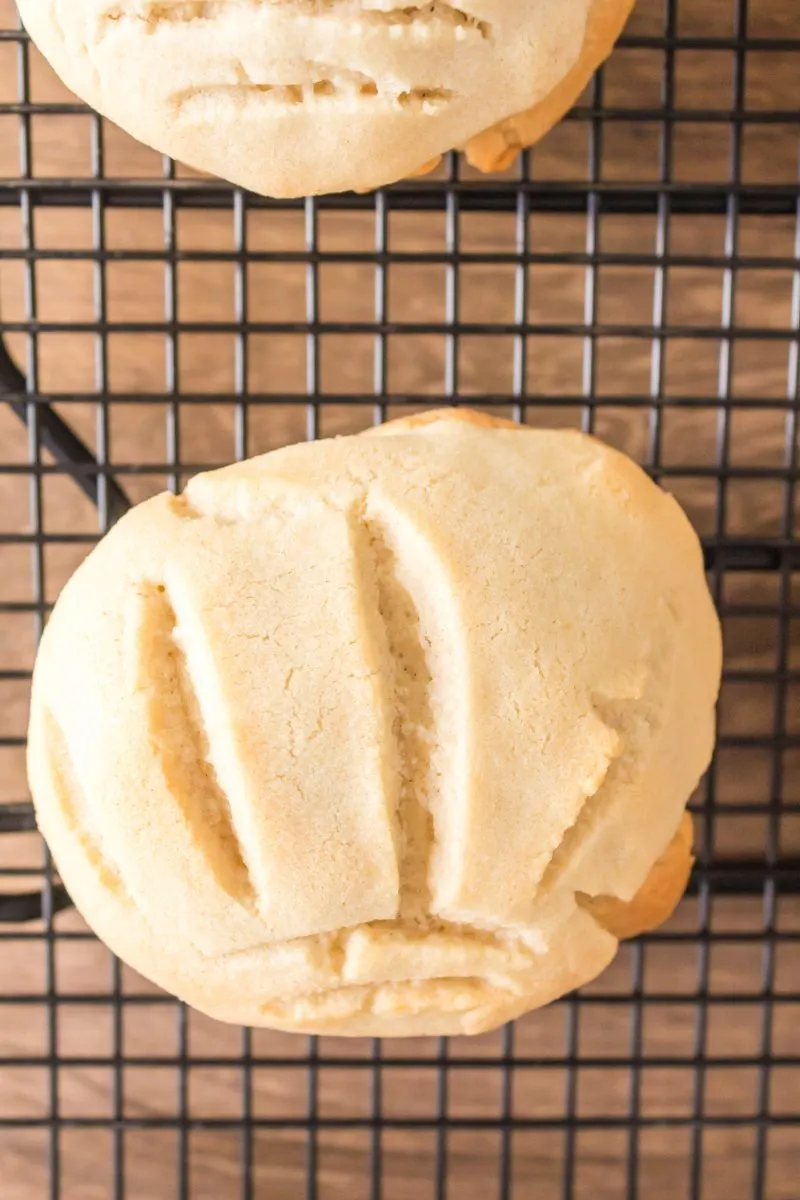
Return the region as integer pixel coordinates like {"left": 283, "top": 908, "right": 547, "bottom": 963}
{"left": 27, "top": 410, "right": 722, "bottom": 1037}
{"left": 18, "top": 0, "right": 633, "bottom": 196}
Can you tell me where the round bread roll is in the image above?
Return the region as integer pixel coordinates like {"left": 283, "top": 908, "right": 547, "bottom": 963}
{"left": 28, "top": 410, "right": 721, "bottom": 1037}
{"left": 18, "top": 0, "right": 634, "bottom": 198}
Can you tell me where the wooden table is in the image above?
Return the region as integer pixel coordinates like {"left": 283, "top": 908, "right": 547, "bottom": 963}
{"left": 1, "top": 0, "right": 798, "bottom": 1194}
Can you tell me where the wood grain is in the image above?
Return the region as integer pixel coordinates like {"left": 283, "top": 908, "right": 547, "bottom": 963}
{"left": 1, "top": 0, "right": 799, "bottom": 1194}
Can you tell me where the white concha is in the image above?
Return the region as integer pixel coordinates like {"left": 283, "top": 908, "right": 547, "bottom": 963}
{"left": 27, "top": 410, "right": 721, "bottom": 1036}
{"left": 17, "top": 0, "right": 635, "bottom": 196}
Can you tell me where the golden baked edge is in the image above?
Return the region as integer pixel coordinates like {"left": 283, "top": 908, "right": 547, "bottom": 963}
{"left": 434, "top": 0, "right": 637, "bottom": 178}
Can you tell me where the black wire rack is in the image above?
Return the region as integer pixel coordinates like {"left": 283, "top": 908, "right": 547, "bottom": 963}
{"left": 2, "top": 0, "right": 800, "bottom": 1196}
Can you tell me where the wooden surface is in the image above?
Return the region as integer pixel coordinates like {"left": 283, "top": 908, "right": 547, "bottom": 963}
{"left": 1, "top": 0, "right": 800, "bottom": 1195}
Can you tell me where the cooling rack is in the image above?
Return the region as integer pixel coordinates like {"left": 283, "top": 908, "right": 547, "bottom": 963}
{"left": 1, "top": 0, "right": 799, "bottom": 1196}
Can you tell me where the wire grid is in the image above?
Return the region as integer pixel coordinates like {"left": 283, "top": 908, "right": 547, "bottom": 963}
{"left": 1, "top": 0, "right": 800, "bottom": 1196}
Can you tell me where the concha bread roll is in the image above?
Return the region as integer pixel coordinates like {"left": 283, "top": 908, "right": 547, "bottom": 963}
{"left": 27, "top": 409, "right": 721, "bottom": 1037}
{"left": 18, "top": 0, "right": 635, "bottom": 198}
